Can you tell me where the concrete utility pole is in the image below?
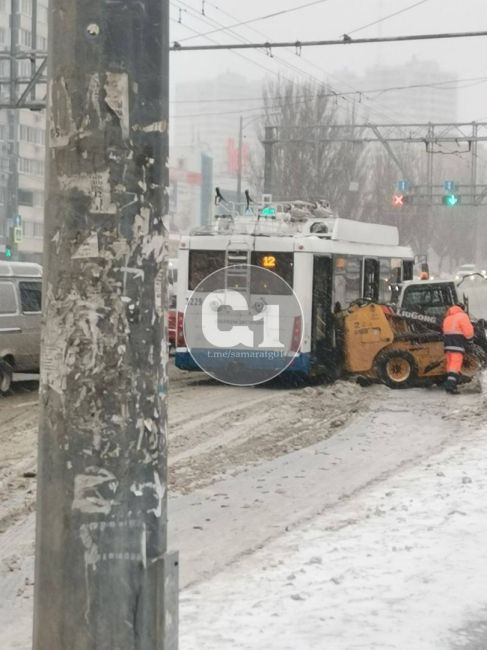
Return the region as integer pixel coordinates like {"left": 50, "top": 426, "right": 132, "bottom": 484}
{"left": 33, "top": 0, "right": 177, "bottom": 649}
{"left": 236, "top": 115, "right": 243, "bottom": 207}
{"left": 6, "top": 0, "right": 19, "bottom": 256}
{"left": 263, "top": 126, "right": 277, "bottom": 197}
{"left": 470, "top": 122, "right": 482, "bottom": 267}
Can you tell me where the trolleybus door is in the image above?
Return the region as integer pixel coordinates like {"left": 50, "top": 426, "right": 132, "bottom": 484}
{"left": 363, "top": 258, "right": 380, "bottom": 301}
{"left": 311, "top": 256, "right": 334, "bottom": 361}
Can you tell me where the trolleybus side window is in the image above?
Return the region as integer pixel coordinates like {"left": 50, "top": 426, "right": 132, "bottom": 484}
{"left": 403, "top": 260, "right": 414, "bottom": 281}
{"left": 189, "top": 250, "right": 225, "bottom": 290}
{"left": 251, "top": 252, "right": 294, "bottom": 294}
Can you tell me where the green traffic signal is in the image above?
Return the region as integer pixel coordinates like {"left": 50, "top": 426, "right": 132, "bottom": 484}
{"left": 442, "top": 194, "right": 460, "bottom": 207}
{"left": 5, "top": 244, "right": 12, "bottom": 258}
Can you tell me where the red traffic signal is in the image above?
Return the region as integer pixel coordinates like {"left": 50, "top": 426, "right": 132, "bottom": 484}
{"left": 392, "top": 192, "right": 408, "bottom": 207}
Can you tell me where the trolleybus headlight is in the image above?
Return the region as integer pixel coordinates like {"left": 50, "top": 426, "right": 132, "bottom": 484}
{"left": 290, "top": 316, "right": 302, "bottom": 353}
{"left": 177, "top": 312, "right": 186, "bottom": 347}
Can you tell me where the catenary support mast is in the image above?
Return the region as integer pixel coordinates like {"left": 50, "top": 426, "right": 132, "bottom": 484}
{"left": 33, "top": 0, "right": 177, "bottom": 648}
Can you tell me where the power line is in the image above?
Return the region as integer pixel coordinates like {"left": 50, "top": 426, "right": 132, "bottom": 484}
{"left": 175, "top": 0, "right": 333, "bottom": 43}
{"left": 169, "top": 16, "right": 295, "bottom": 86}
{"left": 171, "top": 0, "right": 404, "bottom": 139}
{"left": 171, "top": 29, "right": 487, "bottom": 51}
{"left": 195, "top": 0, "right": 438, "bottom": 129}
{"left": 172, "top": 0, "right": 324, "bottom": 88}
{"left": 347, "top": 0, "right": 431, "bottom": 36}
{"left": 170, "top": 76, "right": 487, "bottom": 104}
{"left": 170, "top": 4, "right": 481, "bottom": 143}
{"left": 171, "top": 1, "right": 441, "bottom": 130}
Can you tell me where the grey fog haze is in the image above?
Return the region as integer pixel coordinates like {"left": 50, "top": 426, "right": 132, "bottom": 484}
{"left": 170, "top": 0, "right": 487, "bottom": 122}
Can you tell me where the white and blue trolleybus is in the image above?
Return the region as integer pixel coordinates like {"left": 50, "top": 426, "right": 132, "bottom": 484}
{"left": 175, "top": 201, "right": 415, "bottom": 381}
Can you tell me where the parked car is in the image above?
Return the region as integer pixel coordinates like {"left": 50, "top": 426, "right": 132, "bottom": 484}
{"left": 0, "top": 261, "right": 42, "bottom": 393}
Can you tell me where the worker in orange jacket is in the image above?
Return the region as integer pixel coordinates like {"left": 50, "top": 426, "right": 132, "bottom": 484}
{"left": 442, "top": 304, "right": 474, "bottom": 394}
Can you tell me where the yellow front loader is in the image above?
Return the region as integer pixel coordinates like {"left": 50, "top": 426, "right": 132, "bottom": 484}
{"left": 336, "top": 303, "right": 482, "bottom": 389}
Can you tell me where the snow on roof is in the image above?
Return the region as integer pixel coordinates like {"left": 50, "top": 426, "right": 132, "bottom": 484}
{"left": 0, "top": 261, "right": 42, "bottom": 277}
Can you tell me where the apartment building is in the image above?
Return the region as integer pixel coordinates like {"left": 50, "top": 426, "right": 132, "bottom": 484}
{"left": 174, "top": 71, "right": 262, "bottom": 204}
{"left": 338, "top": 57, "right": 458, "bottom": 125}
{"left": 0, "top": 0, "right": 47, "bottom": 262}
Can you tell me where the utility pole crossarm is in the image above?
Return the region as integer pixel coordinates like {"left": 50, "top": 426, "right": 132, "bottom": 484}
{"left": 170, "top": 30, "right": 487, "bottom": 51}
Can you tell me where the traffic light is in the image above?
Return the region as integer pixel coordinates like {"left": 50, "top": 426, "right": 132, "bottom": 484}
{"left": 392, "top": 192, "right": 408, "bottom": 207}
{"left": 4, "top": 243, "right": 12, "bottom": 258}
{"left": 442, "top": 193, "right": 460, "bottom": 207}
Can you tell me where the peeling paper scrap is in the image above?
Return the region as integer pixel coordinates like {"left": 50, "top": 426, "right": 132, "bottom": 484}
{"left": 58, "top": 170, "right": 117, "bottom": 215}
{"left": 133, "top": 120, "right": 167, "bottom": 134}
{"left": 73, "top": 232, "right": 100, "bottom": 259}
{"left": 155, "top": 270, "right": 164, "bottom": 316}
{"left": 40, "top": 341, "right": 65, "bottom": 395}
{"left": 104, "top": 72, "right": 130, "bottom": 140}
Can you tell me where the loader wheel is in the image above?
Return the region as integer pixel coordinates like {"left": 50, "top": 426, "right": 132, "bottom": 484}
{"left": 375, "top": 350, "right": 418, "bottom": 389}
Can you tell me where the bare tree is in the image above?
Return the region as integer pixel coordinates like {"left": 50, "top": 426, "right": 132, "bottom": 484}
{"left": 253, "top": 78, "right": 367, "bottom": 216}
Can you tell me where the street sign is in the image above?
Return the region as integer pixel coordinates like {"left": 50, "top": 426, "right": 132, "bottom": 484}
{"left": 444, "top": 180, "right": 456, "bottom": 192}
{"left": 13, "top": 226, "right": 22, "bottom": 243}
{"left": 397, "top": 179, "right": 410, "bottom": 192}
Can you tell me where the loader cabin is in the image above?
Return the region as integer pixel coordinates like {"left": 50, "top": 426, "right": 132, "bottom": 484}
{"left": 393, "top": 279, "right": 458, "bottom": 323}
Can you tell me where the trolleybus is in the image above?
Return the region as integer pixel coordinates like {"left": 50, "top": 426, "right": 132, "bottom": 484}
{"left": 175, "top": 202, "right": 415, "bottom": 380}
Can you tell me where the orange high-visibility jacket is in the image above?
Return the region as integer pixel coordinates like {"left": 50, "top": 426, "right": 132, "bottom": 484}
{"left": 442, "top": 305, "right": 474, "bottom": 352}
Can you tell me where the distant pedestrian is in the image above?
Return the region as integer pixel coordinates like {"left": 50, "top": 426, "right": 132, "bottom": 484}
{"left": 442, "top": 304, "right": 474, "bottom": 394}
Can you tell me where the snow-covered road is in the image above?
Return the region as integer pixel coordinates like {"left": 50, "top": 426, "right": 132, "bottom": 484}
{"left": 0, "top": 368, "right": 486, "bottom": 649}
{"left": 181, "top": 387, "right": 487, "bottom": 649}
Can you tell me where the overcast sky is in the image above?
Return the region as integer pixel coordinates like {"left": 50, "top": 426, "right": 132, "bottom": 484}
{"left": 169, "top": 0, "right": 487, "bottom": 122}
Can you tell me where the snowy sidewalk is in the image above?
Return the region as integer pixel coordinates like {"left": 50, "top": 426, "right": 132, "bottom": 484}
{"left": 180, "top": 417, "right": 487, "bottom": 649}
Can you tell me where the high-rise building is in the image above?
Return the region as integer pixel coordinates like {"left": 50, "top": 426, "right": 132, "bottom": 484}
{"left": 338, "top": 57, "right": 458, "bottom": 124}
{"left": 173, "top": 71, "right": 262, "bottom": 207}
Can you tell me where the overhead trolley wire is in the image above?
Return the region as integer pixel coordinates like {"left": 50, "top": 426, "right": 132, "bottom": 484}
{"left": 175, "top": 0, "right": 333, "bottom": 43}
{"left": 171, "top": 0, "right": 432, "bottom": 130}
{"left": 346, "top": 0, "right": 431, "bottom": 36}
